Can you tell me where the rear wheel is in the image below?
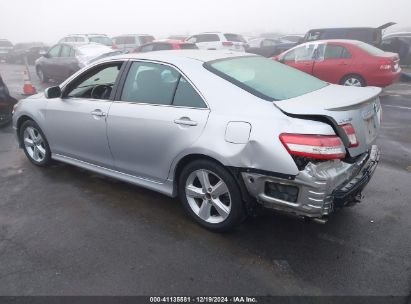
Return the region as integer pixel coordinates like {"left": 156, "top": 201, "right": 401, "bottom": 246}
{"left": 341, "top": 74, "right": 365, "bottom": 87}
{"left": 178, "top": 159, "right": 245, "bottom": 232}
{"left": 20, "top": 120, "right": 52, "bottom": 166}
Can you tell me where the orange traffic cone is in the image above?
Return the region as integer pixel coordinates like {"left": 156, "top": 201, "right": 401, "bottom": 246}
{"left": 22, "top": 67, "right": 37, "bottom": 95}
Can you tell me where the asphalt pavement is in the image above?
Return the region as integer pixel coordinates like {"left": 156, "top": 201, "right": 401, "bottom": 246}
{"left": 0, "top": 63, "right": 410, "bottom": 296}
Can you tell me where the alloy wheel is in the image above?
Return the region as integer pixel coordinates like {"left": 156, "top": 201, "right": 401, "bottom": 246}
{"left": 343, "top": 77, "right": 362, "bottom": 87}
{"left": 185, "top": 169, "right": 232, "bottom": 224}
{"left": 23, "top": 126, "right": 46, "bottom": 162}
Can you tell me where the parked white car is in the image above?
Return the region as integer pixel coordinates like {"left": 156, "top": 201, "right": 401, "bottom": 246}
{"left": 59, "top": 34, "right": 114, "bottom": 48}
{"left": 112, "top": 34, "right": 155, "bottom": 52}
{"left": 186, "top": 32, "right": 247, "bottom": 52}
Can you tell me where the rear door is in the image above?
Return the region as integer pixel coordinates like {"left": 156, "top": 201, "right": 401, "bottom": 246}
{"left": 107, "top": 61, "right": 210, "bottom": 182}
{"left": 312, "top": 43, "right": 353, "bottom": 84}
{"left": 281, "top": 44, "right": 316, "bottom": 75}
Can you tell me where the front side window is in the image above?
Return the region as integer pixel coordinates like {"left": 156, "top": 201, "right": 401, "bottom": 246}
{"left": 283, "top": 44, "right": 316, "bottom": 61}
{"left": 48, "top": 45, "right": 61, "bottom": 58}
{"left": 65, "top": 63, "right": 123, "bottom": 99}
{"left": 60, "top": 45, "right": 72, "bottom": 57}
{"left": 205, "top": 56, "right": 327, "bottom": 101}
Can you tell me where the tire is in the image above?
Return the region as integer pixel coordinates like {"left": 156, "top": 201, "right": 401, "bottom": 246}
{"left": 36, "top": 67, "right": 48, "bottom": 83}
{"left": 19, "top": 120, "right": 52, "bottom": 167}
{"left": 178, "top": 159, "right": 246, "bottom": 232}
{"left": 340, "top": 74, "right": 365, "bottom": 87}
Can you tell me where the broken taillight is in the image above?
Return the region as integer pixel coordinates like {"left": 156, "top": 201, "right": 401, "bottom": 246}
{"left": 340, "top": 123, "right": 359, "bottom": 147}
{"left": 279, "top": 133, "right": 346, "bottom": 160}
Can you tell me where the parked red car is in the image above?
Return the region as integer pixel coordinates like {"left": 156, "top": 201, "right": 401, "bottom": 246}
{"left": 273, "top": 40, "right": 401, "bottom": 87}
{"left": 134, "top": 40, "right": 198, "bottom": 53}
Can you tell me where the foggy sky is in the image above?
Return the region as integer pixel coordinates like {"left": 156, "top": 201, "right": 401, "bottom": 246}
{"left": 1, "top": 0, "right": 410, "bottom": 44}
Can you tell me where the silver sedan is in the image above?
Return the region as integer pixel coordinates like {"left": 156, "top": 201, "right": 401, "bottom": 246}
{"left": 13, "top": 50, "right": 381, "bottom": 231}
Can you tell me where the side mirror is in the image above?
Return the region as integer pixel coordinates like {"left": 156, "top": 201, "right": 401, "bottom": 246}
{"left": 39, "top": 50, "right": 47, "bottom": 56}
{"left": 44, "top": 86, "right": 61, "bottom": 99}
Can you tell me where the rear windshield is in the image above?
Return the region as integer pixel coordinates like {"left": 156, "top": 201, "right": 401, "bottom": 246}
{"left": 356, "top": 42, "right": 385, "bottom": 55}
{"left": 224, "top": 34, "right": 246, "bottom": 42}
{"left": 89, "top": 36, "right": 113, "bottom": 46}
{"left": 180, "top": 43, "right": 198, "bottom": 50}
{"left": 205, "top": 56, "right": 327, "bottom": 101}
{"left": 0, "top": 40, "right": 12, "bottom": 47}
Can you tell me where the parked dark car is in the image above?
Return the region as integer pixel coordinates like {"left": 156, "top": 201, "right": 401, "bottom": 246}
{"left": 246, "top": 38, "right": 296, "bottom": 57}
{"left": 381, "top": 33, "right": 411, "bottom": 65}
{"left": 135, "top": 40, "right": 198, "bottom": 52}
{"left": 303, "top": 22, "right": 396, "bottom": 47}
{"left": 0, "top": 39, "right": 13, "bottom": 62}
{"left": 35, "top": 43, "right": 121, "bottom": 83}
{"left": 8, "top": 42, "right": 49, "bottom": 65}
{"left": 0, "top": 74, "right": 17, "bottom": 127}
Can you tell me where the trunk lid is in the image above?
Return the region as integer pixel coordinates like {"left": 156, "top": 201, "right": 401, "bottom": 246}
{"left": 274, "top": 84, "right": 382, "bottom": 157}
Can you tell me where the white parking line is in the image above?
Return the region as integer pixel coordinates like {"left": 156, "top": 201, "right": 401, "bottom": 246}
{"left": 383, "top": 105, "right": 411, "bottom": 110}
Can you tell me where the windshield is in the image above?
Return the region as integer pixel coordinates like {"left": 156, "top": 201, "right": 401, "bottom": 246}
{"left": 205, "top": 56, "right": 328, "bottom": 101}
{"left": 224, "top": 34, "right": 246, "bottom": 42}
{"left": 356, "top": 41, "right": 385, "bottom": 55}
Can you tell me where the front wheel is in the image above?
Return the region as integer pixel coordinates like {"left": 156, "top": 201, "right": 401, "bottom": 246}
{"left": 178, "top": 159, "right": 245, "bottom": 232}
{"left": 20, "top": 120, "right": 52, "bottom": 166}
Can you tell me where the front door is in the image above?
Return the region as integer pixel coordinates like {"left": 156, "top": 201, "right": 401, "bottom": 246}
{"left": 45, "top": 61, "right": 125, "bottom": 168}
{"left": 282, "top": 44, "right": 316, "bottom": 75}
{"left": 107, "top": 61, "right": 210, "bottom": 182}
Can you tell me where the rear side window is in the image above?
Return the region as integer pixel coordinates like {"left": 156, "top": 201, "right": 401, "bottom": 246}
{"left": 120, "top": 62, "right": 179, "bottom": 105}
{"left": 196, "top": 34, "right": 220, "bottom": 43}
{"left": 173, "top": 77, "right": 206, "bottom": 108}
{"left": 48, "top": 45, "right": 61, "bottom": 58}
{"left": 323, "top": 45, "right": 351, "bottom": 59}
{"left": 224, "top": 34, "right": 246, "bottom": 42}
{"left": 205, "top": 56, "right": 327, "bottom": 101}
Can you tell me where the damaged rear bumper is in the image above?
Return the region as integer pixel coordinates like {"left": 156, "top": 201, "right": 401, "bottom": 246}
{"left": 242, "top": 145, "right": 380, "bottom": 219}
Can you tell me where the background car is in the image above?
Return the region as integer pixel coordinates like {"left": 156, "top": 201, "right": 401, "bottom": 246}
{"left": 59, "top": 34, "right": 116, "bottom": 49}
{"left": 0, "top": 39, "right": 13, "bottom": 62}
{"left": 279, "top": 34, "right": 304, "bottom": 43}
{"left": 134, "top": 40, "right": 198, "bottom": 52}
{"left": 8, "top": 42, "right": 49, "bottom": 65}
{"left": 112, "top": 34, "right": 155, "bottom": 52}
{"left": 246, "top": 38, "right": 296, "bottom": 57}
{"left": 185, "top": 32, "right": 247, "bottom": 52}
{"left": 35, "top": 43, "right": 120, "bottom": 83}
{"left": 381, "top": 32, "right": 411, "bottom": 66}
{"left": 0, "top": 74, "right": 17, "bottom": 127}
{"left": 274, "top": 39, "right": 401, "bottom": 87}
{"left": 303, "top": 22, "right": 396, "bottom": 47}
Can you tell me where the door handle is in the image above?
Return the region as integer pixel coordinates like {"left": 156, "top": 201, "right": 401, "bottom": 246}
{"left": 91, "top": 109, "right": 106, "bottom": 117}
{"left": 174, "top": 117, "right": 198, "bottom": 126}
